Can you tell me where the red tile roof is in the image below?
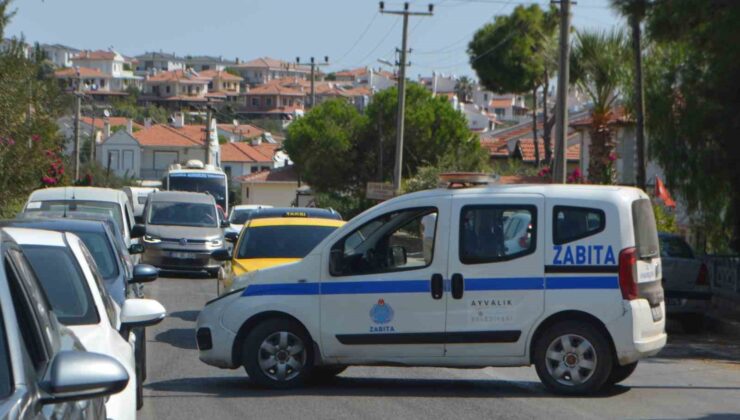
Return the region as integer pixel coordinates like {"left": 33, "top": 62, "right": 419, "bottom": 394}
{"left": 132, "top": 124, "right": 204, "bottom": 147}
{"left": 239, "top": 165, "right": 299, "bottom": 182}
{"left": 246, "top": 84, "right": 304, "bottom": 96}
{"left": 54, "top": 66, "right": 110, "bottom": 78}
{"left": 516, "top": 137, "right": 580, "bottom": 162}
{"left": 335, "top": 67, "right": 368, "bottom": 78}
{"left": 490, "top": 98, "right": 513, "bottom": 108}
{"left": 570, "top": 108, "right": 633, "bottom": 128}
{"left": 480, "top": 137, "right": 511, "bottom": 158}
{"left": 81, "top": 117, "right": 143, "bottom": 130}
{"left": 198, "top": 69, "right": 243, "bottom": 81}
{"left": 221, "top": 142, "right": 276, "bottom": 163}
{"left": 217, "top": 124, "right": 264, "bottom": 138}
{"left": 74, "top": 50, "right": 118, "bottom": 61}
{"left": 146, "top": 69, "right": 209, "bottom": 84}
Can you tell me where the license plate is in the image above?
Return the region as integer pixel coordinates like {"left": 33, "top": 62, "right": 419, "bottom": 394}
{"left": 651, "top": 305, "right": 663, "bottom": 322}
{"left": 171, "top": 252, "right": 193, "bottom": 259}
{"left": 666, "top": 298, "right": 682, "bottom": 306}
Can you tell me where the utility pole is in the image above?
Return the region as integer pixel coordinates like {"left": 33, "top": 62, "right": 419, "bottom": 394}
{"left": 73, "top": 68, "right": 83, "bottom": 182}
{"left": 89, "top": 104, "right": 96, "bottom": 164}
{"left": 552, "top": 0, "right": 571, "bottom": 183}
{"left": 203, "top": 99, "right": 213, "bottom": 165}
{"left": 296, "top": 56, "right": 329, "bottom": 108}
{"left": 380, "top": 1, "right": 433, "bottom": 194}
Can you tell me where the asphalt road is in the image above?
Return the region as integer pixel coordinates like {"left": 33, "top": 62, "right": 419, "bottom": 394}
{"left": 140, "top": 276, "right": 740, "bottom": 420}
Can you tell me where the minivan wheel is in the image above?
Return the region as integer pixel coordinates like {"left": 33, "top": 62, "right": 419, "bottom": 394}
{"left": 607, "top": 361, "right": 638, "bottom": 386}
{"left": 242, "top": 319, "right": 314, "bottom": 389}
{"left": 534, "top": 321, "right": 613, "bottom": 395}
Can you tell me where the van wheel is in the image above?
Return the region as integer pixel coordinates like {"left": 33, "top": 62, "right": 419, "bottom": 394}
{"left": 533, "top": 321, "right": 613, "bottom": 395}
{"left": 242, "top": 319, "right": 314, "bottom": 389}
{"left": 311, "top": 366, "right": 347, "bottom": 383}
{"left": 607, "top": 361, "right": 638, "bottom": 386}
{"left": 680, "top": 315, "right": 705, "bottom": 334}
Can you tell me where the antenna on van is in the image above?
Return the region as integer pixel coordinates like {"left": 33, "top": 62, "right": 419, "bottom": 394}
{"left": 63, "top": 186, "right": 68, "bottom": 217}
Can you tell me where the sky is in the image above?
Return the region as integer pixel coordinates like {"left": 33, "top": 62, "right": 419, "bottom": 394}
{"left": 6, "top": 0, "right": 622, "bottom": 78}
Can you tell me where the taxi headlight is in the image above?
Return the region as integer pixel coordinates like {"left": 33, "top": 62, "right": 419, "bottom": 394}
{"left": 143, "top": 234, "right": 161, "bottom": 244}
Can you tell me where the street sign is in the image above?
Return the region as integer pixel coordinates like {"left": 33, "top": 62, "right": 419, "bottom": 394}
{"left": 366, "top": 182, "right": 395, "bottom": 201}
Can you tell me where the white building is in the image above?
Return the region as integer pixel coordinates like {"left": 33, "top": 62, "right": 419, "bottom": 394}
{"left": 39, "top": 43, "right": 80, "bottom": 68}
{"left": 69, "top": 50, "right": 143, "bottom": 91}
{"left": 134, "top": 51, "right": 185, "bottom": 75}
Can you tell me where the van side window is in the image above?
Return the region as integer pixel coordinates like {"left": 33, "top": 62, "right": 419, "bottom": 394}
{"left": 460, "top": 205, "right": 537, "bottom": 264}
{"left": 330, "top": 207, "right": 438, "bottom": 276}
{"left": 553, "top": 206, "right": 605, "bottom": 245}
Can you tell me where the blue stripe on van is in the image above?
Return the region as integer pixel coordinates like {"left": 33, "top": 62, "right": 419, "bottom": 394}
{"left": 241, "top": 276, "right": 619, "bottom": 296}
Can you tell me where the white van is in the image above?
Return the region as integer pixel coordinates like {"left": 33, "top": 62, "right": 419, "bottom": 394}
{"left": 196, "top": 183, "right": 666, "bottom": 395}
{"left": 122, "top": 186, "right": 159, "bottom": 222}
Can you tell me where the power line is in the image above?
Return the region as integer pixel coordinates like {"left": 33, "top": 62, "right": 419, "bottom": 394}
{"left": 353, "top": 17, "right": 401, "bottom": 66}
{"left": 334, "top": 12, "right": 380, "bottom": 65}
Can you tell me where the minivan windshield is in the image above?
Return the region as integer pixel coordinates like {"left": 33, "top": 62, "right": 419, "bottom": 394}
{"left": 230, "top": 209, "right": 257, "bottom": 225}
{"left": 22, "top": 245, "right": 99, "bottom": 326}
{"left": 237, "top": 225, "right": 337, "bottom": 259}
{"left": 25, "top": 200, "right": 123, "bottom": 235}
{"left": 148, "top": 202, "right": 217, "bottom": 227}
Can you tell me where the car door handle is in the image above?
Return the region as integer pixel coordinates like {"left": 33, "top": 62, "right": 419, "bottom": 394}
{"left": 451, "top": 273, "right": 464, "bottom": 299}
{"left": 431, "top": 273, "right": 443, "bottom": 300}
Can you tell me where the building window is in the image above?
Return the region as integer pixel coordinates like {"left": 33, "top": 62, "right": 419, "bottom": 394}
{"left": 265, "top": 97, "right": 273, "bottom": 107}
{"left": 165, "top": 85, "right": 170, "bottom": 94}
{"left": 251, "top": 166, "right": 259, "bottom": 173}
{"left": 208, "top": 82, "right": 213, "bottom": 89}
{"left": 251, "top": 97, "right": 260, "bottom": 107}
{"left": 202, "top": 65, "right": 210, "bottom": 70}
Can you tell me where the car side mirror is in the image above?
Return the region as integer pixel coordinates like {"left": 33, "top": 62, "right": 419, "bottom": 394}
{"left": 211, "top": 248, "right": 231, "bottom": 261}
{"left": 120, "top": 298, "right": 166, "bottom": 337}
{"left": 131, "top": 224, "right": 146, "bottom": 239}
{"left": 224, "top": 231, "right": 239, "bottom": 243}
{"left": 329, "top": 248, "right": 344, "bottom": 276}
{"left": 131, "top": 264, "right": 158, "bottom": 284}
{"left": 220, "top": 219, "right": 230, "bottom": 228}
{"left": 389, "top": 245, "right": 407, "bottom": 267}
{"left": 128, "top": 243, "right": 145, "bottom": 255}
{"left": 39, "top": 351, "right": 129, "bottom": 404}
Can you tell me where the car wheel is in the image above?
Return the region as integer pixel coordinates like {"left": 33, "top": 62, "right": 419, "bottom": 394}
{"left": 242, "top": 319, "right": 314, "bottom": 389}
{"left": 311, "top": 366, "right": 347, "bottom": 383}
{"left": 533, "top": 321, "right": 613, "bottom": 395}
{"left": 606, "top": 361, "right": 638, "bottom": 386}
{"left": 681, "top": 315, "right": 705, "bottom": 334}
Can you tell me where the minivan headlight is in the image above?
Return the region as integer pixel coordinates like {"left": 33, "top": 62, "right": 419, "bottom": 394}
{"left": 209, "top": 239, "right": 223, "bottom": 248}
{"left": 143, "top": 234, "right": 161, "bottom": 244}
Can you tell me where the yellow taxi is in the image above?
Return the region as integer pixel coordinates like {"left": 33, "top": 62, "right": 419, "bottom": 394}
{"left": 218, "top": 208, "right": 344, "bottom": 291}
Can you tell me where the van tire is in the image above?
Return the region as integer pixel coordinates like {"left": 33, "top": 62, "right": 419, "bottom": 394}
{"left": 607, "top": 361, "right": 638, "bottom": 385}
{"left": 533, "top": 321, "right": 613, "bottom": 395}
{"left": 242, "top": 318, "right": 314, "bottom": 389}
{"left": 680, "top": 315, "right": 705, "bottom": 334}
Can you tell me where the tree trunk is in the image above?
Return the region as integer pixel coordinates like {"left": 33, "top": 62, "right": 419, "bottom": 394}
{"left": 542, "top": 73, "right": 552, "bottom": 165}
{"left": 587, "top": 112, "right": 616, "bottom": 184}
{"left": 532, "top": 85, "right": 540, "bottom": 166}
{"left": 631, "top": 16, "right": 647, "bottom": 190}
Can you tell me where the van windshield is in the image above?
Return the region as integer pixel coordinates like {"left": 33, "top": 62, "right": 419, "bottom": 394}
{"left": 632, "top": 199, "right": 660, "bottom": 259}
{"left": 148, "top": 202, "right": 217, "bottom": 227}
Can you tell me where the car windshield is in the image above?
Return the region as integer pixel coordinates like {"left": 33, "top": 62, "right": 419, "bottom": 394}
{"left": 230, "top": 209, "right": 257, "bottom": 225}
{"left": 75, "top": 231, "right": 119, "bottom": 279}
{"left": 148, "top": 201, "right": 217, "bottom": 227}
{"left": 21, "top": 245, "right": 99, "bottom": 326}
{"left": 25, "top": 200, "right": 123, "bottom": 235}
{"left": 237, "top": 225, "right": 337, "bottom": 259}
{"left": 660, "top": 236, "right": 694, "bottom": 259}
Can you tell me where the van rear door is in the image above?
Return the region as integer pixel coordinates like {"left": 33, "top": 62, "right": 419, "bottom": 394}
{"left": 631, "top": 198, "right": 664, "bottom": 318}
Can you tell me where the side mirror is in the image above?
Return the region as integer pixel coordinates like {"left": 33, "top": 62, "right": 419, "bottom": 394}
{"left": 211, "top": 248, "right": 231, "bottom": 261}
{"left": 329, "top": 248, "right": 344, "bottom": 276}
{"left": 131, "top": 264, "right": 158, "bottom": 284}
{"left": 220, "top": 219, "right": 230, "bottom": 228}
{"left": 131, "top": 224, "right": 146, "bottom": 239}
{"left": 120, "top": 298, "right": 166, "bottom": 337}
{"left": 389, "top": 245, "right": 407, "bottom": 267}
{"left": 40, "top": 351, "right": 129, "bottom": 404}
{"left": 128, "top": 243, "right": 145, "bottom": 255}
{"left": 224, "top": 231, "right": 239, "bottom": 243}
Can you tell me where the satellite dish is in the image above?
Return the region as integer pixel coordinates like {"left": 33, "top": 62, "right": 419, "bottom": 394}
{"left": 103, "top": 109, "right": 110, "bottom": 118}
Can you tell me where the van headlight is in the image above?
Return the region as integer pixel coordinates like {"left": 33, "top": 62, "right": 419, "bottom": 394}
{"left": 209, "top": 239, "right": 223, "bottom": 248}
{"left": 143, "top": 234, "right": 161, "bottom": 244}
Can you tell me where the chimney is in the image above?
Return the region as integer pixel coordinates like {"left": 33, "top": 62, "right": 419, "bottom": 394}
{"left": 171, "top": 112, "right": 185, "bottom": 128}
{"left": 103, "top": 119, "right": 111, "bottom": 139}
{"left": 126, "top": 119, "right": 133, "bottom": 134}
{"left": 251, "top": 135, "right": 263, "bottom": 146}
{"left": 144, "top": 118, "right": 152, "bottom": 128}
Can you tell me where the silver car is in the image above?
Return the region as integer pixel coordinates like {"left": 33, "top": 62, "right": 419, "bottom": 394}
{"left": 137, "top": 191, "right": 227, "bottom": 277}
{"left": 0, "top": 229, "right": 129, "bottom": 419}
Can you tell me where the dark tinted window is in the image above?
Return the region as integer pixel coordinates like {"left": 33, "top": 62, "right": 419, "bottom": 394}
{"left": 237, "top": 225, "right": 337, "bottom": 259}
{"left": 5, "top": 257, "right": 48, "bottom": 373}
{"left": 0, "top": 307, "right": 12, "bottom": 398}
{"left": 632, "top": 199, "right": 660, "bottom": 258}
{"left": 78, "top": 244, "right": 118, "bottom": 328}
{"left": 147, "top": 202, "right": 217, "bottom": 227}
{"left": 76, "top": 232, "right": 119, "bottom": 279}
{"left": 229, "top": 209, "right": 256, "bottom": 225}
{"left": 460, "top": 206, "right": 536, "bottom": 264}
{"left": 25, "top": 200, "right": 123, "bottom": 234}
{"left": 660, "top": 236, "right": 694, "bottom": 259}
{"left": 168, "top": 173, "right": 227, "bottom": 209}
{"left": 22, "top": 246, "right": 99, "bottom": 326}
{"left": 553, "top": 206, "right": 606, "bottom": 245}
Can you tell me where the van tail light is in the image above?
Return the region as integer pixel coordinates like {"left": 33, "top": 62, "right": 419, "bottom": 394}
{"left": 619, "top": 247, "right": 639, "bottom": 300}
{"left": 696, "top": 263, "right": 709, "bottom": 286}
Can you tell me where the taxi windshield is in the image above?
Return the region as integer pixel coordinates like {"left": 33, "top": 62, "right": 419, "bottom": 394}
{"left": 237, "top": 225, "right": 337, "bottom": 259}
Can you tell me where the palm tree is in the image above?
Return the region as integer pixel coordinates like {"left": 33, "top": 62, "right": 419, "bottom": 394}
{"left": 455, "top": 76, "right": 474, "bottom": 103}
{"left": 611, "top": 0, "right": 648, "bottom": 190}
{"left": 571, "top": 30, "right": 629, "bottom": 184}
{"left": 0, "top": 0, "right": 15, "bottom": 39}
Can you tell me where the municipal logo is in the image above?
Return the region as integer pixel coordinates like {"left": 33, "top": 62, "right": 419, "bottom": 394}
{"left": 369, "top": 299, "right": 394, "bottom": 324}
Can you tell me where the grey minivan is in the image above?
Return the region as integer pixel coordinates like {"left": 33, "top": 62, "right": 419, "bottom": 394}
{"left": 137, "top": 191, "right": 227, "bottom": 277}
{"left": 0, "top": 229, "right": 128, "bottom": 419}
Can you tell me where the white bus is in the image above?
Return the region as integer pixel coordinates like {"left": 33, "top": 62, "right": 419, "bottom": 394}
{"left": 162, "top": 160, "right": 229, "bottom": 214}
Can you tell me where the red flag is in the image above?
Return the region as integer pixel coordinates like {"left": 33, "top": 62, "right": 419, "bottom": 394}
{"left": 655, "top": 176, "right": 676, "bottom": 208}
